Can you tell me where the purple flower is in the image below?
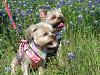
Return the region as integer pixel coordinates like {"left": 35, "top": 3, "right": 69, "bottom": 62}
{"left": 0, "top": 9, "right": 4, "bottom": 17}
{"left": 17, "top": 24, "right": 22, "bottom": 33}
{"left": 76, "top": 7, "right": 81, "bottom": 11}
{"left": 67, "top": 52, "right": 75, "bottom": 60}
{"left": 84, "top": 8, "right": 88, "bottom": 13}
{"left": 20, "top": 11, "right": 26, "bottom": 18}
{"left": 65, "top": 0, "right": 72, "bottom": 6}
{"left": 78, "top": 0, "right": 84, "bottom": 2}
{"left": 90, "top": 10, "right": 96, "bottom": 16}
{"left": 17, "top": 1, "right": 22, "bottom": 5}
{"left": 48, "top": 0, "right": 55, "bottom": 2}
{"left": 88, "top": 1, "right": 92, "bottom": 7}
{"left": 69, "top": 21, "right": 74, "bottom": 30}
{"left": 26, "top": 9, "right": 33, "bottom": 15}
{"left": 78, "top": 15, "right": 83, "bottom": 22}
{"left": 31, "top": 0, "right": 35, "bottom": 2}
{"left": 15, "top": 8, "right": 21, "bottom": 13}
{"left": 4, "top": 66, "right": 11, "bottom": 72}
{"left": 56, "top": 2, "right": 62, "bottom": 8}
{"left": 95, "top": 0, "right": 100, "bottom": 3}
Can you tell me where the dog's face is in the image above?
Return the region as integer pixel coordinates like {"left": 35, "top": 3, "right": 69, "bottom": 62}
{"left": 39, "top": 8, "right": 65, "bottom": 32}
{"left": 25, "top": 22, "right": 57, "bottom": 48}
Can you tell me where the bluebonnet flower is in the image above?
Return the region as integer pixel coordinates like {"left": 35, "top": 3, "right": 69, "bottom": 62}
{"left": 91, "top": 5, "right": 95, "bottom": 10}
{"left": 88, "top": 1, "right": 92, "bottom": 7}
{"left": 60, "top": 0, "right": 65, "bottom": 6}
{"left": 69, "top": 21, "right": 74, "bottom": 30}
{"left": 63, "top": 40, "right": 70, "bottom": 45}
{"left": 78, "top": 0, "right": 84, "bottom": 2}
{"left": 15, "top": 8, "right": 21, "bottom": 13}
{"left": 48, "top": 0, "right": 55, "bottom": 2}
{"left": 17, "top": 24, "right": 23, "bottom": 33}
{"left": 17, "top": 1, "right": 22, "bottom": 5}
{"left": 0, "top": 9, "right": 4, "bottom": 17}
{"left": 20, "top": 11, "right": 26, "bottom": 18}
{"left": 77, "top": 15, "right": 83, "bottom": 22}
{"left": 26, "top": 9, "right": 33, "bottom": 15}
{"left": 90, "top": 10, "right": 96, "bottom": 16}
{"left": 31, "top": 0, "right": 35, "bottom": 2}
{"left": 67, "top": 0, "right": 72, "bottom": 5}
{"left": 84, "top": 8, "right": 88, "bottom": 13}
{"left": 95, "top": 0, "right": 100, "bottom": 3}
{"left": 56, "top": 2, "right": 62, "bottom": 8}
{"left": 4, "top": 66, "right": 11, "bottom": 72}
{"left": 76, "top": 7, "right": 82, "bottom": 11}
{"left": 67, "top": 52, "right": 75, "bottom": 60}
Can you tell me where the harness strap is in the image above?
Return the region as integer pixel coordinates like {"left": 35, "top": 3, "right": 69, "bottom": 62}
{"left": 25, "top": 49, "right": 41, "bottom": 67}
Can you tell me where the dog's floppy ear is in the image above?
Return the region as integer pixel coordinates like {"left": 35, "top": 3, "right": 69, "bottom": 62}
{"left": 39, "top": 9, "right": 47, "bottom": 21}
{"left": 25, "top": 25, "right": 37, "bottom": 40}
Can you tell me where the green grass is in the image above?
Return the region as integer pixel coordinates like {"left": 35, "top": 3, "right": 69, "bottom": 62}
{"left": 0, "top": 0, "right": 100, "bottom": 75}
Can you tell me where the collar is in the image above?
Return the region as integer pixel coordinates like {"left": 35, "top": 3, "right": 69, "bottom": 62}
{"left": 29, "top": 42, "right": 47, "bottom": 60}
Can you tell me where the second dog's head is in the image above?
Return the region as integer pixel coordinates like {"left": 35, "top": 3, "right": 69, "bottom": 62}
{"left": 39, "top": 8, "right": 65, "bottom": 32}
{"left": 25, "top": 22, "right": 57, "bottom": 48}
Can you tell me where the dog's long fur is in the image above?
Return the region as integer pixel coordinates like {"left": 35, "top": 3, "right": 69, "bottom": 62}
{"left": 39, "top": 8, "right": 65, "bottom": 56}
{"left": 11, "top": 22, "right": 57, "bottom": 75}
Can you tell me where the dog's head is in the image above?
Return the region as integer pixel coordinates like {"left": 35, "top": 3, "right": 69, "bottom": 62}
{"left": 39, "top": 8, "right": 65, "bottom": 32}
{"left": 25, "top": 22, "right": 57, "bottom": 48}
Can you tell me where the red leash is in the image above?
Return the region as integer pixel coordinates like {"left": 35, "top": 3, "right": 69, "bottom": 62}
{"left": 4, "top": 0, "right": 17, "bottom": 30}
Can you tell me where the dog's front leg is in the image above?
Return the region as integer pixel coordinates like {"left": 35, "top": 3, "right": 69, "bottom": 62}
{"left": 21, "top": 62, "right": 29, "bottom": 75}
{"left": 38, "top": 60, "right": 45, "bottom": 75}
{"left": 11, "top": 57, "right": 18, "bottom": 75}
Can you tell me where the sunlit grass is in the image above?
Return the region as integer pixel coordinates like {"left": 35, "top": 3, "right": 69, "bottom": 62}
{"left": 0, "top": 0, "right": 100, "bottom": 75}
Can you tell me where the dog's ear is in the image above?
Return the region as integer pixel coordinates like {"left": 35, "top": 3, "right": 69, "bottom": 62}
{"left": 39, "top": 9, "right": 47, "bottom": 21}
{"left": 25, "top": 25, "right": 37, "bottom": 40}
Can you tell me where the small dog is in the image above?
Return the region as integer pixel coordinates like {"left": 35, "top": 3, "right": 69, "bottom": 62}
{"left": 39, "top": 8, "right": 65, "bottom": 56}
{"left": 11, "top": 22, "right": 57, "bottom": 75}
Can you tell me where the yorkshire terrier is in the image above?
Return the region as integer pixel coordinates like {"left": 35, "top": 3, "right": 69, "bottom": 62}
{"left": 11, "top": 22, "right": 57, "bottom": 75}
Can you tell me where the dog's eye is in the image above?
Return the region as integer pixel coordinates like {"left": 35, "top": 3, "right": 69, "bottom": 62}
{"left": 44, "top": 33, "right": 48, "bottom": 36}
{"left": 51, "top": 15, "right": 56, "bottom": 20}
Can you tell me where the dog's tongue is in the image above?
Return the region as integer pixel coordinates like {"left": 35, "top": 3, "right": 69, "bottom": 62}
{"left": 57, "top": 22, "right": 64, "bottom": 28}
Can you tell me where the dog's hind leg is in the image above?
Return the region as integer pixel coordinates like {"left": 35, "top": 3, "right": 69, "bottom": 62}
{"left": 21, "top": 59, "right": 29, "bottom": 75}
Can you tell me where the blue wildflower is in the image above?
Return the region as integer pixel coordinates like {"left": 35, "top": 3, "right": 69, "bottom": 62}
{"left": 56, "top": 2, "right": 62, "bottom": 8}
{"left": 90, "top": 10, "right": 95, "bottom": 16}
{"left": 20, "top": 11, "right": 26, "bottom": 18}
{"left": 65, "top": 0, "right": 72, "bottom": 6}
{"left": 17, "top": 24, "right": 22, "bottom": 33}
{"left": 78, "top": 0, "right": 84, "bottom": 2}
{"left": 26, "top": 9, "right": 33, "bottom": 15}
{"left": 67, "top": 52, "right": 75, "bottom": 60}
{"left": 17, "top": 1, "right": 22, "bottom": 5}
{"left": 78, "top": 15, "right": 83, "bottom": 22}
{"left": 76, "top": 7, "right": 81, "bottom": 11}
{"left": 4, "top": 66, "right": 11, "bottom": 72}
{"left": 48, "top": 0, "right": 55, "bottom": 2}
{"left": 88, "top": 1, "right": 92, "bottom": 7}
{"left": 31, "top": 0, "right": 35, "bottom": 2}
{"left": 15, "top": 8, "right": 21, "bottom": 13}
{"left": 84, "top": 8, "right": 88, "bottom": 13}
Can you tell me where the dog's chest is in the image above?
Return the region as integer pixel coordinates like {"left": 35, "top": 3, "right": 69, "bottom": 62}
{"left": 17, "top": 39, "right": 47, "bottom": 68}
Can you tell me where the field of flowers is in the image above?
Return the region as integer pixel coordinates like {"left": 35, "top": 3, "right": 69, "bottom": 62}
{"left": 0, "top": 0, "right": 100, "bottom": 75}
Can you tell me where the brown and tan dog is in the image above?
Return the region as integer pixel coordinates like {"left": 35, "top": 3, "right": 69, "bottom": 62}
{"left": 39, "top": 8, "right": 65, "bottom": 57}
{"left": 11, "top": 22, "right": 57, "bottom": 75}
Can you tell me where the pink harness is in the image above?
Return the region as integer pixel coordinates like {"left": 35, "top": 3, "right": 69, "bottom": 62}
{"left": 18, "top": 39, "right": 46, "bottom": 68}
